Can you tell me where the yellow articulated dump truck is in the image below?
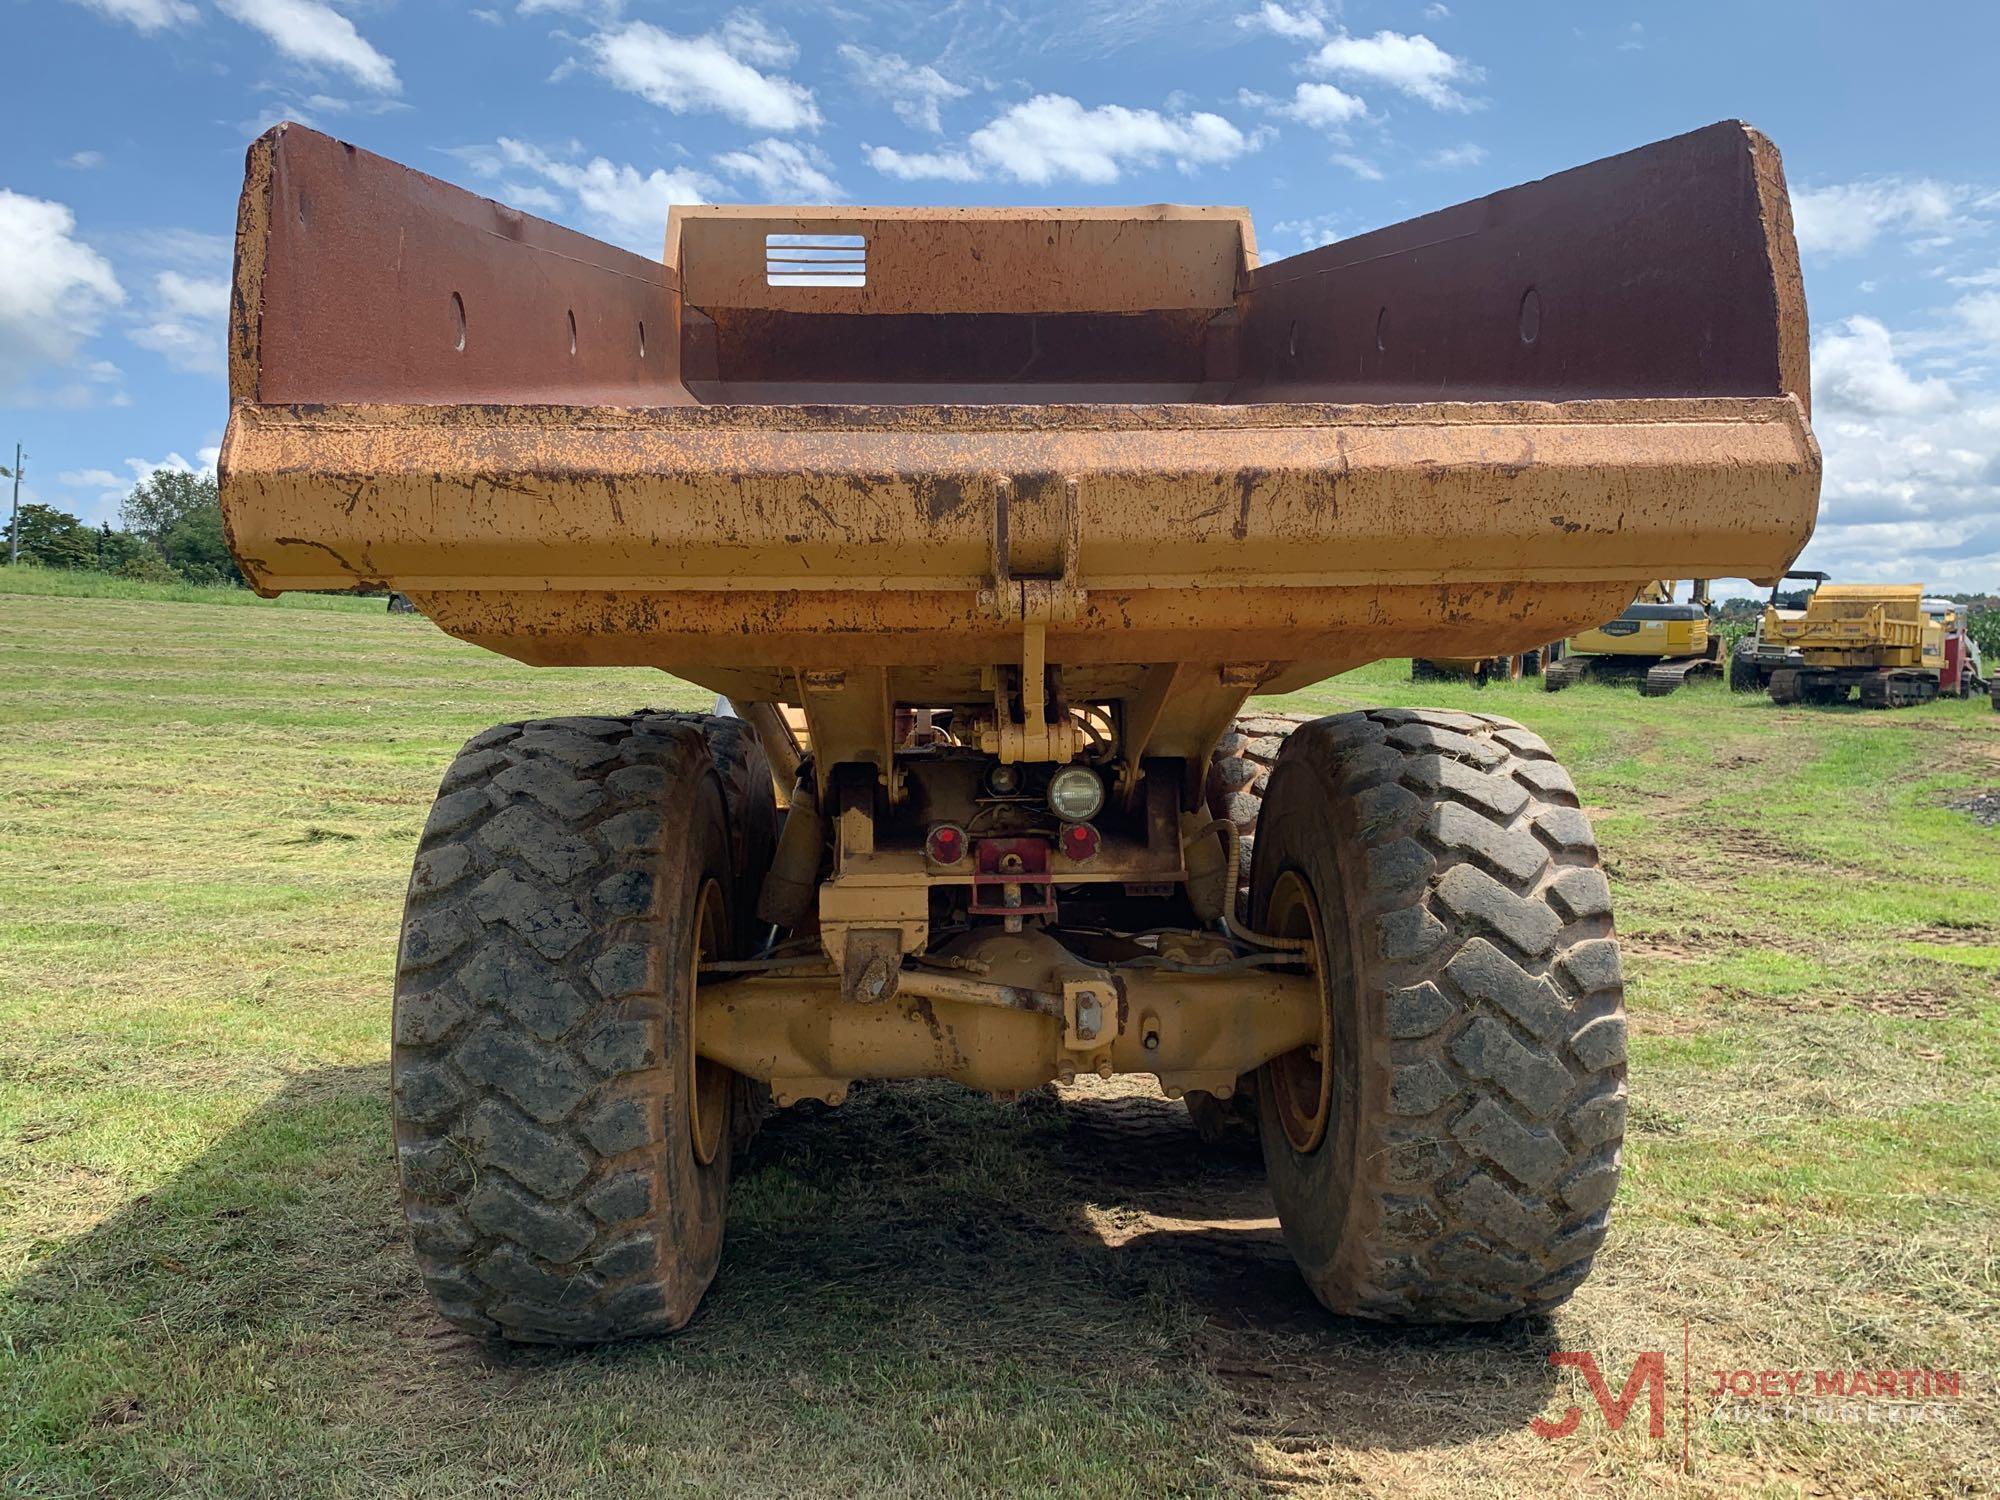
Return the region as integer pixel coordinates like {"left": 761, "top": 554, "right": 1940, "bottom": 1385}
{"left": 219, "top": 120, "right": 1819, "bottom": 1343}
{"left": 1542, "top": 581, "right": 1724, "bottom": 695}
{"left": 1765, "top": 584, "right": 1947, "bottom": 708}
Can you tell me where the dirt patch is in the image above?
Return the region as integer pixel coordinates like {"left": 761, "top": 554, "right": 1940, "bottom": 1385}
{"left": 1904, "top": 922, "right": 1999, "bottom": 946}
{"left": 1621, "top": 925, "right": 1825, "bottom": 962}
{"left": 1776, "top": 987, "right": 1957, "bottom": 1020}
{"left": 1707, "top": 828, "right": 1819, "bottom": 868}
{"left": 1621, "top": 934, "right": 1704, "bottom": 964}
{"left": 1944, "top": 787, "right": 2000, "bottom": 826}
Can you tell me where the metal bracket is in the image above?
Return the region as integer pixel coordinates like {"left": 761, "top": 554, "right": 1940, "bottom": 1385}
{"left": 975, "top": 476, "right": 1085, "bottom": 626}
{"left": 977, "top": 475, "right": 1086, "bottom": 764}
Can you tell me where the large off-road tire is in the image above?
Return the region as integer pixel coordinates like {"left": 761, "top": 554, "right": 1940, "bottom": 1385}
{"left": 1206, "top": 711, "right": 1321, "bottom": 915}
{"left": 1247, "top": 708, "right": 1626, "bottom": 1322}
{"left": 392, "top": 712, "right": 772, "bottom": 1344}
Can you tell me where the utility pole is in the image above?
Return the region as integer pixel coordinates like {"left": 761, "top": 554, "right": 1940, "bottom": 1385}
{"left": 4, "top": 444, "right": 20, "bottom": 565}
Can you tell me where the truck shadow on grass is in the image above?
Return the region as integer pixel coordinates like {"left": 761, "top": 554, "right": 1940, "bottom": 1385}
{"left": 6, "top": 1067, "right": 1564, "bottom": 1492}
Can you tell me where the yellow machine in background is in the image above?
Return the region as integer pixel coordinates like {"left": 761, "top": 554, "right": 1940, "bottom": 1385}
{"left": 1543, "top": 580, "right": 1724, "bottom": 695}
{"left": 1410, "top": 643, "right": 1562, "bottom": 686}
{"left": 1765, "top": 583, "right": 1945, "bottom": 708}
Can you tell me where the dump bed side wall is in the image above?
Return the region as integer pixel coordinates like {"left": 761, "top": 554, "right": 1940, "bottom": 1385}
{"left": 1232, "top": 122, "right": 1809, "bottom": 409}
{"left": 231, "top": 125, "right": 689, "bottom": 408}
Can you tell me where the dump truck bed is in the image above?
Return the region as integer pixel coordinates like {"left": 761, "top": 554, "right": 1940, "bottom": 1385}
{"left": 220, "top": 121, "right": 1819, "bottom": 720}
{"left": 1767, "top": 582, "right": 1936, "bottom": 669}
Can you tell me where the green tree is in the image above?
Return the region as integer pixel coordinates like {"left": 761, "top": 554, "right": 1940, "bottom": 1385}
{"left": 120, "top": 467, "right": 242, "bottom": 586}
{"left": 121, "top": 468, "right": 216, "bottom": 547}
{"left": 93, "top": 523, "right": 155, "bottom": 574}
{"left": 3, "top": 502, "right": 97, "bottom": 569}
{"left": 1966, "top": 604, "right": 2000, "bottom": 663}
{"left": 161, "top": 501, "right": 241, "bottom": 585}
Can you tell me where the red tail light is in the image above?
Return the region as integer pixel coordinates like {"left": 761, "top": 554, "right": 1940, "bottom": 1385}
{"left": 1059, "top": 822, "right": 1101, "bottom": 863}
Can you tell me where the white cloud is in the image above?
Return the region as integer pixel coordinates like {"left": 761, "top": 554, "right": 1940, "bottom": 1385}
{"left": 1814, "top": 315, "right": 1955, "bottom": 418}
{"left": 215, "top": 0, "right": 401, "bottom": 94}
{"left": 1423, "top": 3, "right": 1451, "bottom": 18}
{"left": 715, "top": 12, "right": 795, "bottom": 68}
{"left": 1957, "top": 290, "right": 2000, "bottom": 345}
{"left": 1269, "top": 212, "right": 1344, "bottom": 253}
{"left": 1331, "top": 152, "right": 1384, "bottom": 182}
{"left": 155, "top": 270, "right": 230, "bottom": 321}
{"left": 62, "top": 150, "right": 106, "bottom": 170}
{"left": 1307, "top": 29, "right": 1481, "bottom": 111}
{"left": 966, "top": 94, "right": 1261, "bottom": 185}
{"left": 458, "top": 139, "right": 717, "bottom": 253}
{"left": 866, "top": 145, "right": 981, "bottom": 182}
{"left": 588, "top": 18, "right": 819, "bottom": 131}
{"left": 1426, "top": 142, "right": 1487, "bottom": 170}
{"left": 57, "top": 449, "right": 220, "bottom": 523}
{"left": 125, "top": 227, "right": 235, "bottom": 271}
{"left": 870, "top": 95, "right": 1261, "bottom": 186}
{"left": 128, "top": 270, "right": 231, "bottom": 375}
{"left": 1791, "top": 177, "right": 1974, "bottom": 259}
{"left": 64, "top": 0, "right": 197, "bottom": 31}
{"left": 837, "top": 44, "right": 968, "bottom": 134}
{"left": 1801, "top": 312, "right": 2000, "bottom": 585}
{"left": 502, "top": 182, "right": 564, "bottom": 213}
{"left": 1236, "top": 2, "right": 1326, "bottom": 42}
{"left": 713, "top": 139, "right": 843, "bottom": 200}
{"left": 0, "top": 190, "right": 125, "bottom": 400}
{"left": 1276, "top": 82, "right": 1366, "bottom": 132}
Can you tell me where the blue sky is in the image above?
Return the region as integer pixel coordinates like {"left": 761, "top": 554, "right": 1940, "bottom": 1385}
{"left": 5, "top": 0, "right": 1999, "bottom": 590}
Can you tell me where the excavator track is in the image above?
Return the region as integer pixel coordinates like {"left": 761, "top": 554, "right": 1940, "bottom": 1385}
{"left": 1542, "top": 656, "right": 1588, "bottom": 692}
{"left": 1640, "top": 655, "right": 1723, "bottom": 696}
{"left": 1858, "top": 670, "right": 1939, "bottom": 709}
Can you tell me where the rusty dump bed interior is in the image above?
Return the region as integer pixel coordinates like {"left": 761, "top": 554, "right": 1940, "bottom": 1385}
{"left": 221, "top": 120, "right": 1819, "bottom": 728}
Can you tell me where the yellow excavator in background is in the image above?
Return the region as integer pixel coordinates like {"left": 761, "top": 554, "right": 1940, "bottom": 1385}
{"left": 1543, "top": 580, "right": 1724, "bottom": 695}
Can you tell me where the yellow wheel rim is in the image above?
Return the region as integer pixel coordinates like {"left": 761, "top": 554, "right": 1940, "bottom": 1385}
{"left": 688, "top": 878, "right": 729, "bottom": 1167}
{"left": 1264, "top": 869, "right": 1332, "bottom": 1154}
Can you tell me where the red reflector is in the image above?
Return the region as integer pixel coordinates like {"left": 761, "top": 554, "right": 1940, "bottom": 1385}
{"left": 927, "top": 823, "right": 968, "bottom": 864}
{"left": 1059, "top": 822, "right": 1101, "bottom": 863}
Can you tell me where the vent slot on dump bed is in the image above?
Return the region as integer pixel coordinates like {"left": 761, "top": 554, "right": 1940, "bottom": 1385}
{"left": 766, "top": 233, "right": 866, "bottom": 288}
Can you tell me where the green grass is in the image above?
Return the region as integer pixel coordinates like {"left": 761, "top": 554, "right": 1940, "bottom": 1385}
{"left": 0, "top": 562, "right": 381, "bottom": 611}
{"left": 2, "top": 585, "right": 1997, "bottom": 1497}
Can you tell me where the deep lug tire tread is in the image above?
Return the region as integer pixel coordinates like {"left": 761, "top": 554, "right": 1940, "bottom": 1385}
{"left": 392, "top": 711, "right": 766, "bottom": 1344}
{"left": 1206, "top": 711, "right": 1323, "bottom": 917}
{"left": 1249, "top": 707, "right": 1626, "bottom": 1323}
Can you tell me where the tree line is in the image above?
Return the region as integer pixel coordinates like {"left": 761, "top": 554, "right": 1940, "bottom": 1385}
{"left": 3, "top": 469, "right": 241, "bottom": 586}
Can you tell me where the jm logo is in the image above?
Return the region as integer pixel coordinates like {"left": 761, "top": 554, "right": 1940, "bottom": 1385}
{"left": 1531, "top": 1351, "right": 1669, "bottom": 1441}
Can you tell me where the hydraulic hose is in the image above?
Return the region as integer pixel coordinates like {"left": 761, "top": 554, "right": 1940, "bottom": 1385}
{"left": 1189, "top": 818, "right": 1314, "bottom": 954}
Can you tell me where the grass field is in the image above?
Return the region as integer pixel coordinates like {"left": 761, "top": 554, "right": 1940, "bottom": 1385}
{"left": 2, "top": 577, "right": 1996, "bottom": 1498}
